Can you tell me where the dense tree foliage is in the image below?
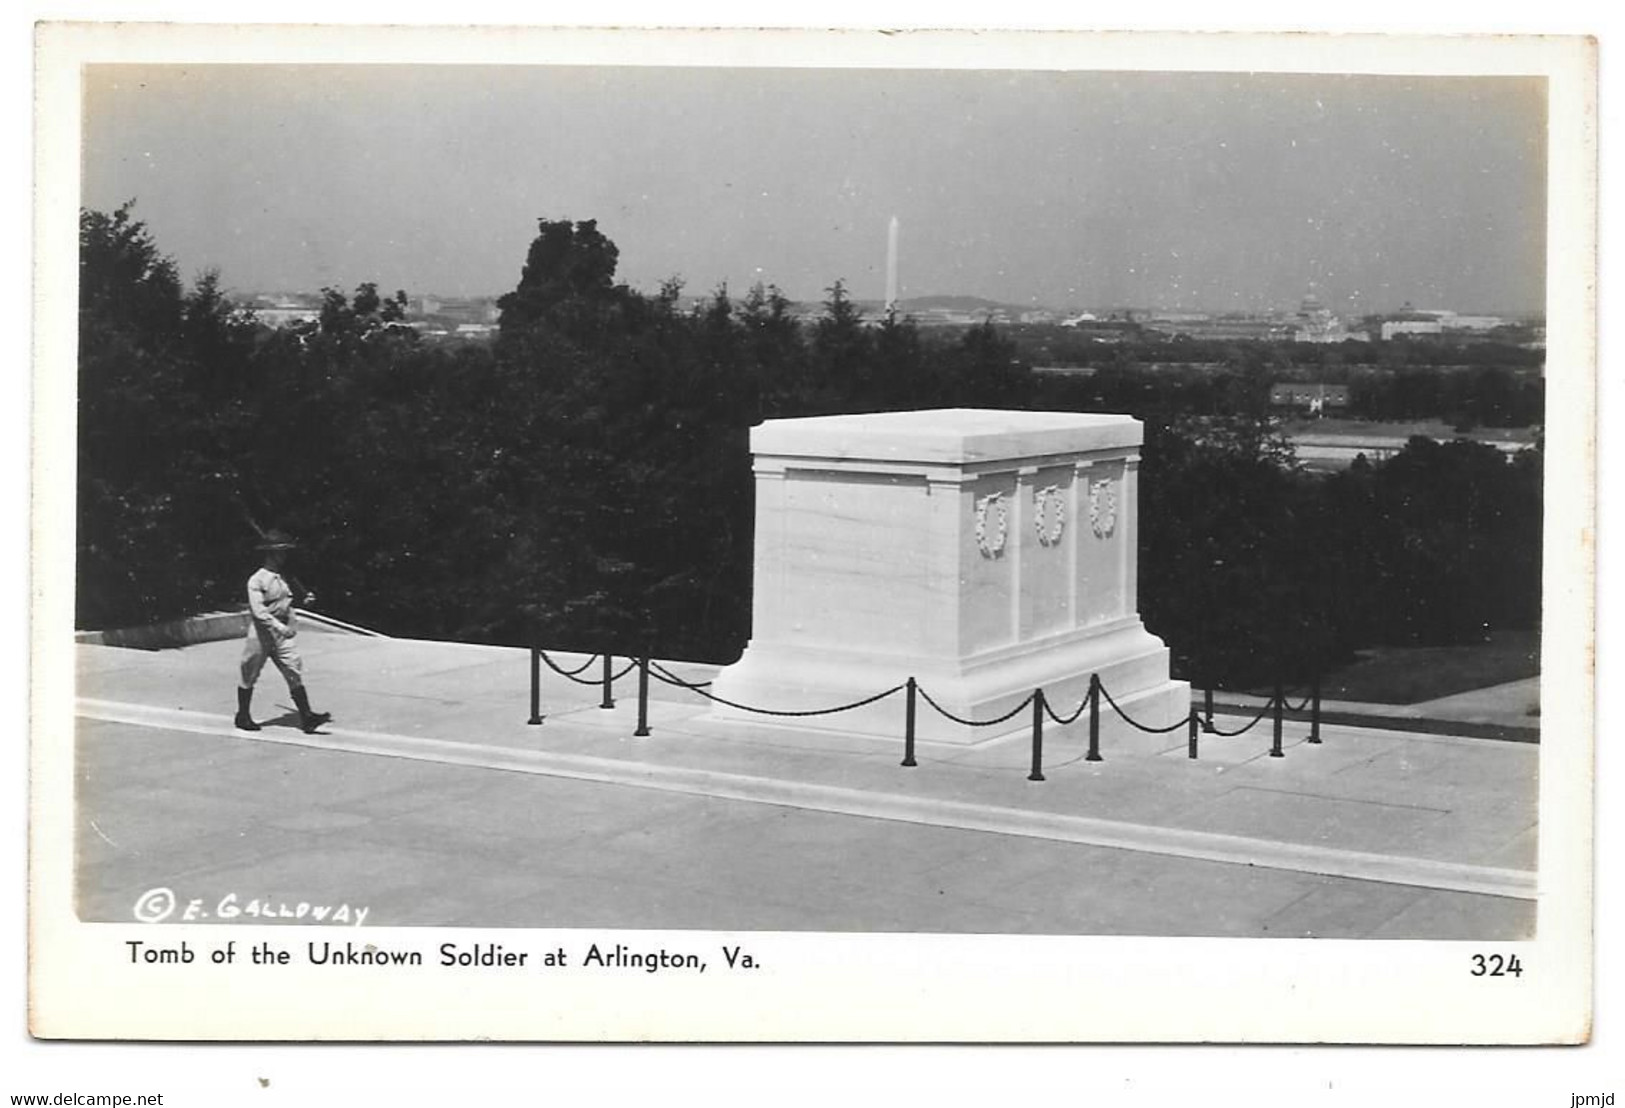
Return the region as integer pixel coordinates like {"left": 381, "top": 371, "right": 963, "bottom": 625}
{"left": 77, "top": 207, "right": 1543, "bottom": 685}
{"left": 78, "top": 204, "right": 263, "bottom": 626}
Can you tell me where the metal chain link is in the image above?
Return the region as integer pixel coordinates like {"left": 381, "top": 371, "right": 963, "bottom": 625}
{"left": 543, "top": 650, "right": 1313, "bottom": 753}
{"left": 1098, "top": 683, "right": 1196, "bottom": 734}
{"left": 536, "top": 650, "right": 604, "bottom": 684}
{"left": 1042, "top": 693, "right": 1091, "bottom": 726}
{"left": 916, "top": 684, "right": 1037, "bottom": 728}
{"left": 1207, "top": 697, "right": 1277, "bottom": 737}
{"left": 647, "top": 660, "right": 905, "bottom": 717}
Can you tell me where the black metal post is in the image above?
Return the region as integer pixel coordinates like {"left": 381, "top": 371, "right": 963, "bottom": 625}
{"left": 1027, "top": 689, "right": 1046, "bottom": 782}
{"left": 1203, "top": 687, "right": 1215, "bottom": 733}
{"left": 1188, "top": 710, "right": 1199, "bottom": 759}
{"left": 1085, "top": 674, "right": 1103, "bottom": 762}
{"left": 634, "top": 657, "right": 651, "bottom": 737}
{"left": 902, "top": 677, "right": 918, "bottom": 767}
{"left": 1270, "top": 682, "right": 1285, "bottom": 758}
{"left": 528, "top": 647, "right": 543, "bottom": 725}
{"left": 1308, "top": 675, "right": 1323, "bottom": 744}
{"left": 600, "top": 654, "right": 616, "bottom": 710}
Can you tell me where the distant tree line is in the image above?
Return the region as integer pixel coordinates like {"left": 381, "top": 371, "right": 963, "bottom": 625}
{"left": 1012, "top": 323, "right": 1545, "bottom": 370}
{"left": 77, "top": 204, "right": 1543, "bottom": 686}
{"left": 1008, "top": 327, "right": 1544, "bottom": 429}
{"left": 1022, "top": 359, "right": 1542, "bottom": 433}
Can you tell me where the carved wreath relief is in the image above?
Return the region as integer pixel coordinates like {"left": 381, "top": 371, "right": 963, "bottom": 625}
{"left": 1033, "top": 484, "right": 1066, "bottom": 547}
{"left": 1089, "top": 477, "right": 1118, "bottom": 538}
{"left": 974, "top": 492, "right": 1008, "bottom": 558}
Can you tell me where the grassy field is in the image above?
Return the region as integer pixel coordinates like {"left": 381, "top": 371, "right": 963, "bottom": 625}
{"left": 1311, "top": 630, "right": 1541, "bottom": 705}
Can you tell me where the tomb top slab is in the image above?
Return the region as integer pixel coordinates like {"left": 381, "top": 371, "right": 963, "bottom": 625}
{"left": 751, "top": 408, "right": 1142, "bottom": 466}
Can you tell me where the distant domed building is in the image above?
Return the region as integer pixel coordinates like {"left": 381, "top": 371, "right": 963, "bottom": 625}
{"left": 1293, "top": 285, "right": 1366, "bottom": 343}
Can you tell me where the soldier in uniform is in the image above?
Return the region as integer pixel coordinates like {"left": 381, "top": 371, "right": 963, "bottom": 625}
{"left": 234, "top": 530, "right": 333, "bottom": 734}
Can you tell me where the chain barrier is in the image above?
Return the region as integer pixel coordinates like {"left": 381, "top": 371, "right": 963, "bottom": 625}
{"left": 530, "top": 644, "right": 1323, "bottom": 773}
{"left": 916, "top": 684, "right": 1038, "bottom": 728}
{"left": 1042, "top": 692, "right": 1091, "bottom": 727}
{"left": 647, "top": 659, "right": 906, "bottom": 717}
{"left": 1194, "top": 680, "right": 1323, "bottom": 754}
{"left": 1205, "top": 696, "right": 1277, "bottom": 737}
{"left": 1097, "top": 683, "right": 1196, "bottom": 735}
{"left": 536, "top": 650, "right": 605, "bottom": 684}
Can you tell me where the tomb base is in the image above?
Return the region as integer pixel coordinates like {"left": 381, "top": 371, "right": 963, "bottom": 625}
{"left": 710, "top": 619, "right": 1190, "bottom": 747}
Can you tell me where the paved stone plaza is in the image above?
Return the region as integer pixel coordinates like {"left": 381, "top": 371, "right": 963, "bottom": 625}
{"left": 72, "top": 631, "right": 1538, "bottom": 938}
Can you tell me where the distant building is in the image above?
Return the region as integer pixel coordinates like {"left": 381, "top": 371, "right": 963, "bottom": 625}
{"left": 408, "top": 295, "right": 500, "bottom": 325}
{"left": 1292, "top": 289, "right": 1367, "bottom": 343}
{"left": 1295, "top": 322, "right": 1369, "bottom": 344}
{"left": 1372, "top": 303, "right": 1514, "bottom": 341}
{"left": 1056, "top": 318, "right": 1141, "bottom": 343}
{"left": 1381, "top": 319, "right": 1445, "bottom": 341}
{"left": 1143, "top": 316, "right": 1291, "bottom": 342}
{"left": 1271, "top": 382, "right": 1351, "bottom": 414}
{"left": 911, "top": 308, "right": 987, "bottom": 327}
{"left": 1440, "top": 314, "right": 1507, "bottom": 332}
{"left": 253, "top": 308, "right": 319, "bottom": 329}
{"left": 1368, "top": 306, "right": 1522, "bottom": 343}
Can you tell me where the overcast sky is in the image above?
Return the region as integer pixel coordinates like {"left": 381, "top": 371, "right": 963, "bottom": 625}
{"left": 80, "top": 65, "right": 1547, "bottom": 315}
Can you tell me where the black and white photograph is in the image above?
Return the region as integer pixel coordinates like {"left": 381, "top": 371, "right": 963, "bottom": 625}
{"left": 25, "top": 21, "right": 1596, "bottom": 1056}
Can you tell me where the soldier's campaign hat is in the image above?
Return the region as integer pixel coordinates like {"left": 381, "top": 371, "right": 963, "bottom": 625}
{"left": 256, "top": 529, "right": 298, "bottom": 551}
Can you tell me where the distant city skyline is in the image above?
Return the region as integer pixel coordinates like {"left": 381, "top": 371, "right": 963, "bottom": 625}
{"left": 81, "top": 66, "right": 1547, "bottom": 317}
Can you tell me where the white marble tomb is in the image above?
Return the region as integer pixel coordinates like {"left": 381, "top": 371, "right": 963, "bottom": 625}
{"left": 708, "top": 408, "right": 1190, "bottom": 743}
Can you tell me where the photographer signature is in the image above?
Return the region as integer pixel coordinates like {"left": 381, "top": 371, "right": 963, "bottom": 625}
{"left": 133, "top": 886, "right": 369, "bottom": 926}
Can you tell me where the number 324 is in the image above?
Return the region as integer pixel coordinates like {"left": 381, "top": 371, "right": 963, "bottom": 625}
{"left": 1471, "top": 953, "right": 1525, "bottom": 977}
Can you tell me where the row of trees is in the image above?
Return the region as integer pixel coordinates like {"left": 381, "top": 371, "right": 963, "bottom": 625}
{"left": 1021, "top": 359, "right": 1542, "bottom": 431}
{"left": 78, "top": 205, "right": 1544, "bottom": 685}
{"left": 1343, "top": 366, "right": 1544, "bottom": 428}
{"left": 1008, "top": 327, "right": 1545, "bottom": 429}
{"left": 1013, "top": 326, "right": 1544, "bottom": 373}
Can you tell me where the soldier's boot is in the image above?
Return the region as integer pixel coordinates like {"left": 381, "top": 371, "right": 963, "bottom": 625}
{"left": 234, "top": 687, "right": 261, "bottom": 732}
{"left": 291, "top": 686, "right": 332, "bottom": 734}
